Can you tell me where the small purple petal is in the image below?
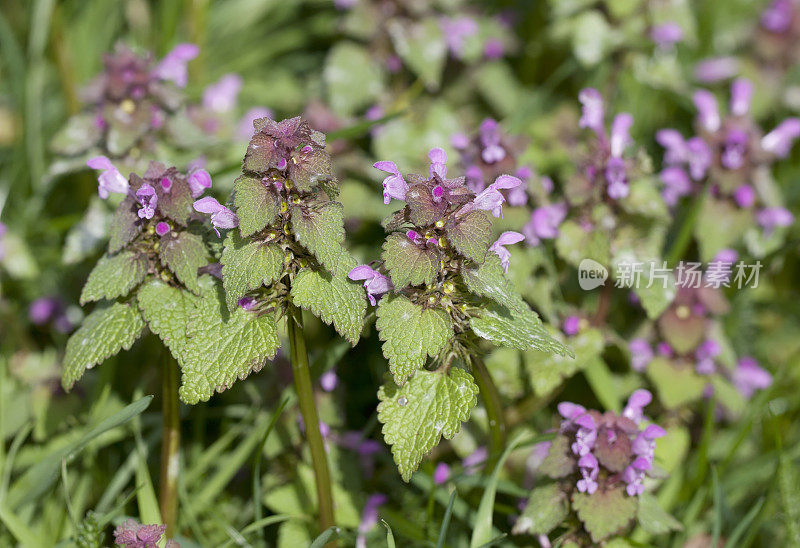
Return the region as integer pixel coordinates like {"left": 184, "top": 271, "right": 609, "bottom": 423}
{"left": 693, "top": 90, "right": 721, "bottom": 132}
{"left": 730, "top": 78, "right": 753, "bottom": 117}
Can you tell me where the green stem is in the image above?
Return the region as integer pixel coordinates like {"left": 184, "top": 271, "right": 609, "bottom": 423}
{"left": 160, "top": 353, "right": 180, "bottom": 538}
{"left": 287, "top": 305, "right": 336, "bottom": 537}
{"left": 471, "top": 356, "right": 506, "bottom": 458}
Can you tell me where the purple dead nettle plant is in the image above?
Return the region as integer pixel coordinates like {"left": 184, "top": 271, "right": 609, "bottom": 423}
{"left": 349, "top": 147, "right": 571, "bottom": 481}
{"left": 62, "top": 158, "right": 220, "bottom": 538}
{"left": 196, "top": 115, "right": 365, "bottom": 534}
{"left": 51, "top": 43, "right": 198, "bottom": 164}
{"left": 513, "top": 391, "right": 667, "bottom": 544}
{"left": 755, "top": 0, "right": 800, "bottom": 69}
{"left": 657, "top": 79, "right": 798, "bottom": 237}
{"left": 626, "top": 260, "right": 772, "bottom": 409}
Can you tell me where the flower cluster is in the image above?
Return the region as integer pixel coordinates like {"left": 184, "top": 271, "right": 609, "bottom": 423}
{"left": 86, "top": 156, "right": 214, "bottom": 286}
{"left": 628, "top": 278, "right": 772, "bottom": 402}
{"left": 452, "top": 118, "right": 532, "bottom": 202}
{"left": 657, "top": 79, "right": 798, "bottom": 233}
{"left": 349, "top": 148, "right": 525, "bottom": 306}
{"left": 113, "top": 519, "right": 179, "bottom": 548}
{"left": 215, "top": 115, "right": 342, "bottom": 313}
{"left": 577, "top": 88, "right": 636, "bottom": 201}
{"left": 555, "top": 390, "right": 665, "bottom": 497}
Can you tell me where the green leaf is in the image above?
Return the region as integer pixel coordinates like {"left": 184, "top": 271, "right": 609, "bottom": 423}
{"left": 571, "top": 487, "right": 638, "bottom": 543}
{"left": 645, "top": 357, "right": 705, "bottom": 409}
{"left": 234, "top": 175, "right": 280, "bottom": 237}
{"left": 555, "top": 220, "right": 610, "bottom": 268}
{"left": 179, "top": 277, "right": 280, "bottom": 404}
{"left": 524, "top": 327, "right": 604, "bottom": 397}
{"left": 377, "top": 368, "right": 479, "bottom": 481}
{"left": 512, "top": 483, "right": 569, "bottom": 536}
{"left": 470, "top": 304, "right": 572, "bottom": 357}
{"left": 636, "top": 492, "right": 682, "bottom": 535}
{"left": 159, "top": 231, "right": 209, "bottom": 295}
{"left": 51, "top": 113, "right": 100, "bottom": 155}
{"left": 137, "top": 280, "right": 198, "bottom": 365}
{"left": 375, "top": 296, "right": 453, "bottom": 385}
{"left": 6, "top": 396, "right": 152, "bottom": 509}
{"left": 445, "top": 210, "right": 492, "bottom": 263}
{"left": 291, "top": 267, "right": 366, "bottom": 345}
{"left": 382, "top": 231, "right": 440, "bottom": 290}
{"left": 387, "top": 17, "right": 446, "bottom": 91}
{"left": 221, "top": 232, "right": 284, "bottom": 311}
{"left": 158, "top": 175, "right": 194, "bottom": 226}
{"left": 462, "top": 253, "right": 527, "bottom": 313}
{"left": 109, "top": 198, "right": 141, "bottom": 254}
{"left": 695, "top": 196, "right": 751, "bottom": 262}
{"left": 289, "top": 148, "right": 335, "bottom": 193}
{"left": 62, "top": 302, "right": 146, "bottom": 390}
{"left": 539, "top": 435, "right": 576, "bottom": 479}
{"left": 324, "top": 41, "right": 385, "bottom": 115}
{"left": 80, "top": 251, "right": 148, "bottom": 305}
{"left": 290, "top": 201, "right": 350, "bottom": 275}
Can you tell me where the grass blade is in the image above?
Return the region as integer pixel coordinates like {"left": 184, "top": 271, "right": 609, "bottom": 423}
{"left": 725, "top": 497, "right": 764, "bottom": 548}
{"left": 470, "top": 432, "right": 543, "bottom": 548}
{"left": 7, "top": 395, "right": 153, "bottom": 508}
{"left": 309, "top": 525, "right": 340, "bottom": 548}
{"left": 435, "top": 489, "right": 457, "bottom": 548}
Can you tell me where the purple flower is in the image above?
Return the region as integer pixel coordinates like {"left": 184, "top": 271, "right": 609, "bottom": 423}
{"left": 656, "top": 129, "right": 688, "bottom": 164}
{"left": 721, "top": 128, "right": 749, "bottom": 170}
{"left": 153, "top": 43, "right": 199, "bottom": 87}
{"left": 463, "top": 446, "right": 488, "bottom": 473}
{"left": 622, "top": 465, "right": 645, "bottom": 496}
{"left": 489, "top": 231, "right": 524, "bottom": 273}
{"left": 686, "top": 137, "right": 712, "bottom": 180}
{"left": 202, "top": 74, "right": 243, "bottom": 113}
{"left": 730, "top": 78, "right": 753, "bottom": 117}
{"left": 479, "top": 119, "right": 506, "bottom": 164}
{"left": 87, "top": 156, "right": 129, "bottom": 199}
{"left": 156, "top": 222, "right": 171, "bottom": 236}
{"left": 571, "top": 414, "right": 597, "bottom": 457}
{"left": 605, "top": 157, "right": 629, "bottom": 199}
{"left": 320, "top": 369, "right": 338, "bottom": 392}
{"left": 484, "top": 38, "right": 505, "bottom": 59}
{"left": 622, "top": 389, "right": 652, "bottom": 424}
{"left": 557, "top": 402, "right": 587, "bottom": 422}
{"left": 756, "top": 206, "right": 794, "bottom": 232}
{"left": 657, "top": 342, "right": 673, "bottom": 357}
{"left": 610, "top": 113, "right": 633, "bottom": 158}
{"left": 238, "top": 296, "right": 257, "bottom": 310}
{"left": 576, "top": 452, "right": 599, "bottom": 494}
{"left": 712, "top": 248, "right": 738, "bottom": 265}
{"left": 113, "top": 519, "right": 167, "bottom": 548}
{"left": 237, "top": 107, "right": 274, "bottom": 141}
{"left": 374, "top": 161, "right": 408, "bottom": 204}
{"left": 136, "top": 184, "right": 158, "bottom": 219}
{"left": 695, "top": 339, "right": 721, "bottom": 375}
{"left": 451, "top": 132, "right": 469, "bottom": 149}
{"left": 562, "top": 315, "right": 581, "bottom": 336}
{"left": 428, "top": 147, "right": 447, "bottom": 178}
{"left": 693, "top": 56, "right": 739, "bottom": 83}
{"left": 187, "top": 168, "right": 212, "bottom": 198}
{"left": 29, "top": 297, "right": 62, "bottom": 325}
{"left": 651, "top": 22, "right": 683, "bottom": 48}
{"left": 471, "top": 174, "right": 522, "bottom": 218}
{"left": 762, "top": 0, "right": 794, "bottom": 33}
{"left": 733, "top": 184, "right": 756, "bottom": 208}
{"left": 356, "top": 494, "right": 388, "bottom": 548}
{"left": 578, "top": 88, "right": 604, "bottom": 136}
{"left": 693, "top": 90, "right": 720, "bottom": 132}
{"left": 433, "top": 462, "right": 451, "bottom": 485}
{"left": 348, "top": 265, "right": 392, "bottom": 306}
{"left": 193, "top": 197, "right": 238, "bottom": 237}
{"left": 659, "top": 166, "right": 692, "bottom": 206}
{"left": 440, "top": 16, "right": 479, "bottom": 58}
{"left": 522, "top": 203, "right": 567, "bottom": 246}
{"left": 733, "top": 357, "right": 772, "bottom": 398}
{"left": 631, "top": 424, "right": 666, "bottom": 464}
{"left": 761, "top": 118, "right": 800, "bottom": 158}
